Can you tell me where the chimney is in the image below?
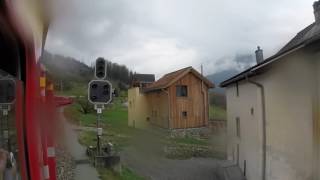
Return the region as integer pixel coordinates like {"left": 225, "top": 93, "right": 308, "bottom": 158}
{"left": 255, "top": 46, "right": 264, "bottom": 64}
{"left": 314, "top": 1, "right": 320, "bottom": 23}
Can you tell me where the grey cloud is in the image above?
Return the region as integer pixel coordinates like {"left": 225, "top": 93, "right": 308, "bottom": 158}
{"left": 45, "top": 0, "right": 316, "bottom": 76}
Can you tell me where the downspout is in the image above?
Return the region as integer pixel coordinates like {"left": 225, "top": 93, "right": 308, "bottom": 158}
{"left": 162, "top": 89, "right": 171, "bottom": 129}
{"left": 245, "top": 74, "right": 266, "bottom": 180}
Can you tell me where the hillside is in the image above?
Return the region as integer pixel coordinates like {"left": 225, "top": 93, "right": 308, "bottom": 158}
{"left": 40, "top": 51, "right": 133, "bottom": 95}
{"left": 206, "top": 69, "right": 239, "bottom": 93}
{"left": 206, "top": 54, "right": 255, "bottom": 93}
{"left": 41, "top": 51, "right": 93, "bottom": 83}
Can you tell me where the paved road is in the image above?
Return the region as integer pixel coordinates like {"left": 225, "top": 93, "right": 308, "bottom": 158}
{"left": 119, "top": 131, "right": 233, "bottom": 180}
{"left": 59, "top": 109, "right": 101, "bottom": 180}
{"left": 121, "top": 146, "right": 234, "bottom": 180}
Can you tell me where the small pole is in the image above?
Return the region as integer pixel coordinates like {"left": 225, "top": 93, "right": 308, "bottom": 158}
{"left": 95, "top": 104, "right": 104, "bottom": 157}
{"left": 201, "top": 64, "right": 203, "bottom": 75}
{"left": 6, "top": 112, "right": 10, "bottom": 152}
{"left": 97, "top": 110, "right": 100, "bottom": 155}
{"left": 0, "top": 105, "right": 11, "bottom": 153}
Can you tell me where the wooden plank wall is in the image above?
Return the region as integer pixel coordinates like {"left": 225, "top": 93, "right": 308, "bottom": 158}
{"left": 168, "top": 72, "right": 209, "bottom": 129}
{"left": 147, "top": 91, "right": 169, "bottom": 128}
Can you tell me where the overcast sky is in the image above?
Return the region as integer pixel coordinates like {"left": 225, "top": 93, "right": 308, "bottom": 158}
{"left": 45, "top": 0, "right": 315, "bottom": 78}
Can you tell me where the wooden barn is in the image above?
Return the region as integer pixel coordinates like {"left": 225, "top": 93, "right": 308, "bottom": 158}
{"left": 128, "top": 67, "right": 214, "bottom": 129}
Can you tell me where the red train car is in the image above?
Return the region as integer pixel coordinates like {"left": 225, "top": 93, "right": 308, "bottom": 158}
{"left": 0, "top": 0, "right": 71, "bottom": 179}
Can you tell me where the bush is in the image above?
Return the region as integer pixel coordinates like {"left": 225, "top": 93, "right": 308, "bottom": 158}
{"left": 76, "top": 96, "right": 94, "bottom": 114}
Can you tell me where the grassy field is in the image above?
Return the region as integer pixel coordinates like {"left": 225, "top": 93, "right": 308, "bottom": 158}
{"left": 65, "top": 97, "right": 140, "bottom": 149}
{"left": 64, "top": 95, "right": 226, "bottom": 179}
{"left": 65, "top": 97, "right": 146, "bottom": 180}
{"left": 209, "top": 105, "right": 226, "bottom": 121}
{"left": 170, "top": 136, "right": 209, "bottom": 146}
{"left": 98, "top": 167, "right": 145, "bottom": 180}
{"left": 55, "top": 82, "right": 88, "bottom": 97}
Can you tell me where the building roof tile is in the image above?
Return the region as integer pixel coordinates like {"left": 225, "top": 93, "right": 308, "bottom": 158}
{"left": 220, "top": 22, "right": 320, "bottom": 87}
{"left": 144, "top": 66, "right": 214, "bottom": 92}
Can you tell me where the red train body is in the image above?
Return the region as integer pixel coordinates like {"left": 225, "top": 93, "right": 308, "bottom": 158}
{"left": 0, "top": 0, "right": 72, "bottom": 179}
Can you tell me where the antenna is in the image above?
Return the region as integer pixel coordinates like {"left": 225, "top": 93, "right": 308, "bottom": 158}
{"left": 201, "top": 64, "right": 203, "bottom": 75}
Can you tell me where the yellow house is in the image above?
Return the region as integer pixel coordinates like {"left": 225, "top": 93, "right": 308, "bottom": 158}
{"left": 128, "top": 74, "right": 155, "bottom": 128}
{"left": 128, "top": 87, "right": 151, "bottom": 128}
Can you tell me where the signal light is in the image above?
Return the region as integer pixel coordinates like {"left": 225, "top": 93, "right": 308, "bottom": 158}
{"left": 95, "top": 58, "right": 106, "bottom": 79}
{"left": 0, "top": 79, "right": 16, "bottom": 105}
{"left": 88, "top": 80, "right": 112, "bottom": 104}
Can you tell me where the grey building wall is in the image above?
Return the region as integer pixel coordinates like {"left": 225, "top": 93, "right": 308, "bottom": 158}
{"left": 225, "top": 50, "right": 320, "bottom": 180}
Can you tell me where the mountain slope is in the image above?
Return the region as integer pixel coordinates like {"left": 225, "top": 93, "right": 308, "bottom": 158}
{"left": 207, "top": 54, "right": 255, "bottom": 93}
{"left": 207, "top": 69, "right": 239, "bottom": 93}
{"left": 40, "top": 51, "right": 134, "bottom": 95}
{"left": 40, "top": 51, "right": 93, "bottom": 83}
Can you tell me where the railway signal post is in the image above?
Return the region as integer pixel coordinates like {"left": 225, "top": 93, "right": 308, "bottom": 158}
{"left": 0, "top": 78, "right": 16, "bottom": 169}
{"left": 88, "top": 58, "right": 112, "bottom": 160}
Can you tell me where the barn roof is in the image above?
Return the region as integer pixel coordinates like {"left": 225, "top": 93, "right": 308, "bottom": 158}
{"left": 132, "top": 74, "right": 155, "bottom": 83}
{"left": 144, "top": 66, "right": 214, "bottom": 92}
{"left": 220, "top": 22, "right": 320, "bottom": 87}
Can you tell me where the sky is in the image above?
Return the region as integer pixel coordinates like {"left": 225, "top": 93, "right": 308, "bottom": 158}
{"left": 45, "top": 0, "right": 315, "bottom": 78}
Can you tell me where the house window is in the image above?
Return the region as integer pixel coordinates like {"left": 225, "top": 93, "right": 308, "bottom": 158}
{"left": 236, "top": 144, "right": 240, "bottom": 165}
{"left": 176, "top": 85, "right": 188, "bottom": 97}
{"left": 250, "top": 107, "right": 254, "bottom": 115}
{"left": 182, "top": 111, "right": 188, "bottom": 118}
{"left": 236, "top": 117, "right": 240, "bottom": 138}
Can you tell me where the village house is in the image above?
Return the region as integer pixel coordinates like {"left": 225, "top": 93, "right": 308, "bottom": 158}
{"left": 220, "top": 1, "right": 320, "bottom": 180}
{"left": 128, "top": 67, "right": 214, "bottom": 129}
{"left": 131, "top": 73, "right": 155, "bottom": 88}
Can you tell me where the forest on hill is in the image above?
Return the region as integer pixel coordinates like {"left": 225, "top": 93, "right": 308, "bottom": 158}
{"left": 40, "top": 51, "right": 134, "bottom": 93}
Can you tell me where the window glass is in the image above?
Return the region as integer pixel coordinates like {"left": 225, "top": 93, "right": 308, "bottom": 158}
{"left": 182, "top": 111, "right": 187, "bottom": 118}
{"left": 176, "top": 85, "right": 188, "bottom": 97}
{"left": 236, "top": 117, "right": 240, "bottom": 138}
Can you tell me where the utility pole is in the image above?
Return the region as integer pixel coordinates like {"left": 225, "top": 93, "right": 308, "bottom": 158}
{"left": 201, "top": 64, "right": 203, "bottom": 75}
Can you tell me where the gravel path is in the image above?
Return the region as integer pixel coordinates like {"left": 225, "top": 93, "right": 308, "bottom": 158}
{"left": 56, "top": 146, "right": 75, "bottom": 180}
{"left": 59, "top": 109, "right": 101, "bottom": 180}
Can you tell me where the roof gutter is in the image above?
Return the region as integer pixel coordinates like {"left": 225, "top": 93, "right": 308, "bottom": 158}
{"left": 251, "top": 44, "right": 305, "bottom": 72}
{"left": 245, "top": 73, "right": 266, "bottom": 180}
{"left": 220, "top": 44, "right": 306, "bottom": 87}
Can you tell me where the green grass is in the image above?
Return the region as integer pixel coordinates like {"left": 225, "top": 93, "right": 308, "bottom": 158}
{"left": 64, "top": 97, "right": 129, "bottom": 127}
{"left": 78, "top": 130, "right": 96, "bottom": 146}
{"left": 65, "top": 96, "right": 225, "bottom": 179}
{"left": 209, "top": 105, "right": 226, "bottom": 120}
{"left": 55, "top": 82, "right": 88, "bottom": 97}
{"left": 170, "top": 137, "right": 209, "bottom": 146}
{"left": 98, "top": 167, "right": 145, "bottom": 180}
{"left": 65, "top": 97, "right": 138, "bottom": 150}
{"left": 64, "top": 103, "right": 97, "bottom": 126}
{"left": 66, "top": 97, "right": 145, "bottom": 180}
